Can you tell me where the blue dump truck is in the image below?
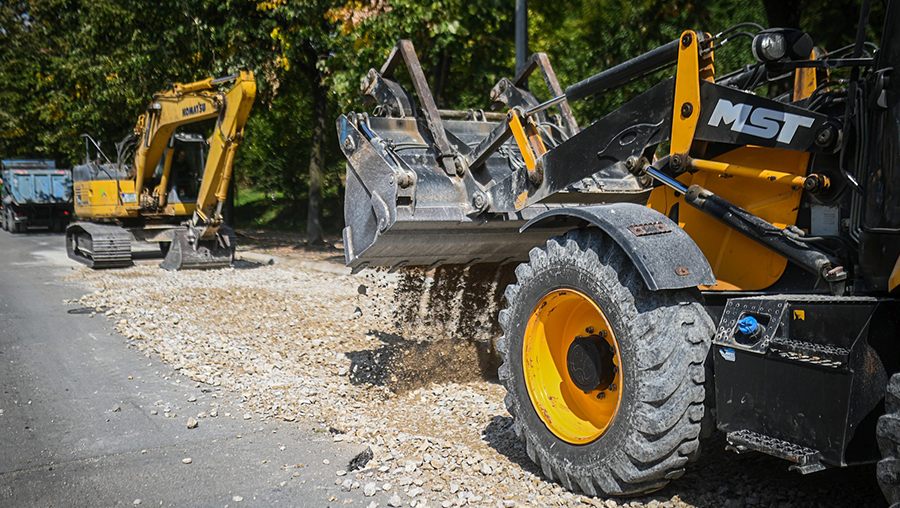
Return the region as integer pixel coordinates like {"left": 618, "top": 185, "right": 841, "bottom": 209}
{"left": 1, "top": 160, "right": 73, "bottom": 233}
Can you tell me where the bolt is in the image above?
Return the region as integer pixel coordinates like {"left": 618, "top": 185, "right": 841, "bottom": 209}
{"left": 624, "top": 156, "right": 639, "bottom": 172}
{"left": 682, "top": 33, "right": 693, "bottom": 47}
{"left": 343, "top": 136, "right": 355, "bottom": 152}
{"left": 596, "top": 392, "right": 606, "bottom": 400}
{"left": 804, "top": 175, "right": 818, "bottom": 191}
{"left": 585, "top": 326, "right": 594, "bottom": 334}
{"left": 609, "top": 384, "right": 617, "bottom": 392}
{"left": 816, "top": 126, "right": 835, "bottom": 148}
{"left": 397, "top": 171, "right": 414, "bottom": 189}
{"left": 454, "top": 159, "right": 465, "bottom": 177}
{"left": 473, "top": 192, "right": 486, "bottom": 210}
{"left": 681, "top": 102, "right": 693, "bottom": 118}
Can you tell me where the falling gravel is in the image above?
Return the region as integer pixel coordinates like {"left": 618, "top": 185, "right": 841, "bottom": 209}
{"left": 65, "top": 239, "right": 885, "bottom": 508}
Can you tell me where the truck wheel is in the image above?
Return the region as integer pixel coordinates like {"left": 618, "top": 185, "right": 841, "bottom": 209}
{"left": 497, "top": 228, "right": 714, "bottom": 496}
{"left": 11, "top": 213, "right": 23, "bottom": 233}
{"left": 1, "top": 209, "right": 6, "bottom": 231}
{"left": 877, "top": 373, "right": 900, "bottom": 506}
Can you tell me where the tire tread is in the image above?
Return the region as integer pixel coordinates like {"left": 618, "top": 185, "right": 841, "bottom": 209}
{"left": 497, "top": 229, "right": 714, "bottom": 496}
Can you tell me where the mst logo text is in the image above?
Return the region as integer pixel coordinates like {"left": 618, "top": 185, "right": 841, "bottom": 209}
{"left": 708, "top": 98, "right": 815, "bottom": 144}
{"left": 182, "top": 103, "right": 207, "bottom": 117}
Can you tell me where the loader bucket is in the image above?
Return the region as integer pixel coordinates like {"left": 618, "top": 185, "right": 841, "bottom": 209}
{"left": 160, "top": 226, "right": 236, "bottom": 271}
{"left": 339, "top": 40, "right": 650, "bottom": 272}
{"left": 343, "top": 116, "right": 558, "bottom": 271}
{"left": 340, "top": 114, "right": 647, "bottom": 272}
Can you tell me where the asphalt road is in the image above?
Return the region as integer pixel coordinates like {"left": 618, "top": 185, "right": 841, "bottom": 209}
{"left": 0, "top": 231, "right": 387, "bottom": 507}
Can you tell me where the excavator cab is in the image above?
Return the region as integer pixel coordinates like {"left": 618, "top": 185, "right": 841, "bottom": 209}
{"left": 154, "top": 133, "right": 207, "bottom": 205}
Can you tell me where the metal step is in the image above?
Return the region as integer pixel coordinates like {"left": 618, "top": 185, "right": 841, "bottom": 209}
{"left": 726, "top": 429, "right": 826, "bottom": 474}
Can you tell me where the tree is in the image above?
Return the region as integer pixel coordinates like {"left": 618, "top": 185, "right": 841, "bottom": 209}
{"left": 0, "top": 0, "right": 879, "bottom": 243}
{"left": 244, "top": 0, "right": 342, "bottom": 245}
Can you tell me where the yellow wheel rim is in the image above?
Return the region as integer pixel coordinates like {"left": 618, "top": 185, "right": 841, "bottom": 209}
{"left": 523, "top": 289, "right": 623, "bottom": 444}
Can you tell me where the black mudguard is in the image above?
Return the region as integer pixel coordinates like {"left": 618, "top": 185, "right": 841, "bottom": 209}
{"left": 520, "top": 202, "right": 715, "bottom": 291}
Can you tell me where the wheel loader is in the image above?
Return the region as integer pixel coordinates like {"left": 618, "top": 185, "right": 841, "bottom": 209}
{"left": 337, "top": 0, "right": 900, "bottom": 504}
{"left": 67, "top": 71, "right": 256, "bottom": 270}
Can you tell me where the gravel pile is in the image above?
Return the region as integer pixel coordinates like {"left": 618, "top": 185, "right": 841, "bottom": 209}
{"left": 65, "top": 245, "right": 885, "bottom": 508}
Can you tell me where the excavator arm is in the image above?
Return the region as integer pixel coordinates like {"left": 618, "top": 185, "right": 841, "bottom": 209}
{"left": 193, "top": 72, "right": 256, "bottom": 234}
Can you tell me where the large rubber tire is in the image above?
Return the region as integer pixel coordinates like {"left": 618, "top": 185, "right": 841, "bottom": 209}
{"left": 497, "top": 229, "right": 714, "bottom": 496}
{"left": 1, "top": 208, "right": 6, "bottom": 231}
{"left": 877, "top": 373, "right": 900, "bottom": 508}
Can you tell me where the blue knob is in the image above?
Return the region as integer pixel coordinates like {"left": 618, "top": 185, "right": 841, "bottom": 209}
{"left": 738, "top": 316, "right": 758, "bottom": 335}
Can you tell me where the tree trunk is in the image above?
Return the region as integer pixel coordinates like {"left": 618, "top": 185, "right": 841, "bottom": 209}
{"left": 306, "top": 74, "right": 328, "bottom": 246}
{"left": 433, "top": 50, "right": 451, "bottom": 107}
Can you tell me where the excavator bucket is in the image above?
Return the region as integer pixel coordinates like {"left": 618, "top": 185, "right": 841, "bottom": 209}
{"left": 160, "top": 226, "right": 236, "bottom": 271}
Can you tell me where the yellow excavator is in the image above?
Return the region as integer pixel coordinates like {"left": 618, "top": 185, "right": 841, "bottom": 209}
{"left": 66, "top": 71, "right": 256, "bottom": 270}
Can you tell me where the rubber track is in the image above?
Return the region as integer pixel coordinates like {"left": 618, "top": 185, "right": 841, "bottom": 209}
{"left": 497, "top": 229, "right": 714, "bottom": 497}
{"left": 66, "top": 222, "right": 132, "bottom": 269}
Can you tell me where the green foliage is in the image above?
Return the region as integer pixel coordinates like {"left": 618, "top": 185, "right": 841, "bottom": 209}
{"left": 0, "top": 0, "right": 885, "bottom": 236}
{"left": 0, "top": 0, "right": 273, "bottom": 163}
{"left": 327, "top": 0, "right": 514, "bottom": 112}
{"left": 234, "top": 183, "right": 343, "bottom": 231}
{"left": 527, "top": 0, "right": 768, "bottom": 122}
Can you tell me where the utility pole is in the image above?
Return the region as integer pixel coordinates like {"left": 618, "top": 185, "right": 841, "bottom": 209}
{"left": 515, "top": 0, "right": 528, "bottom": 75}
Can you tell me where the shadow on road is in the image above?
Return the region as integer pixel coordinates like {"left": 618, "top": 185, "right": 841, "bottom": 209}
{"left": 345, "top": 330, "right": 499, "bottom": 394}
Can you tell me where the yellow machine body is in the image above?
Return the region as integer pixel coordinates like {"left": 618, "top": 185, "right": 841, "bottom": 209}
{"left": 74, "top": 71, "right": 256, "bottom": 232}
